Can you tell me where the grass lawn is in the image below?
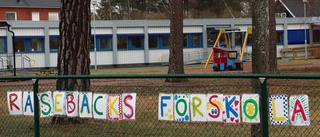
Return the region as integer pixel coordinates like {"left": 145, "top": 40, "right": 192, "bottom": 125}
{"left": 1, "top": 59, "right": 320, "bottom": 136}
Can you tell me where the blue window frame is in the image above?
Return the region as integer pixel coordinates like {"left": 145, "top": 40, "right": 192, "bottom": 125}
{"left": 117, "top": 34, "right": 144, "bottom": 50}
{"left": 0, "top": 37, "right": 6, "bottom": 53}
{"left": 148, "top": 34, "right": 170, "bottom": 49}
{"left": 91, "top": 35, "right": 113, "bottom": 51}
{"left": 97, "top": 35, "right": 112, "bottom": 51}
{"left": 184, "top": 33, "right": 203, "bottom": 48}
{"left": 15, "top": 36, "right": 44, "bottom": 53}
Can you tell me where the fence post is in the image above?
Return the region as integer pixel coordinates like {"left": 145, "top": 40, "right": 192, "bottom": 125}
{"left": 32, "top": 79, "right": 40, "bottom": 137}
{"left": 259, "top": 77, "right": 268, "bottom": 137}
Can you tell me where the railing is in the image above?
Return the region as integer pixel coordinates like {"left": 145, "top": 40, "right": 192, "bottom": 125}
{"left": 161, "top": 50, "right": 211, "bottom": 65}
{"left": 1, "top": 74, "right": 320, "bottom": 137}
{"left": 0, "top": 57, "right": 3, "bottom": 69}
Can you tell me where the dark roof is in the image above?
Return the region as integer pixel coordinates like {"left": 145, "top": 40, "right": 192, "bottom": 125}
{"left": 0, "top": 0, "right": 60, "bottom": 8}
{"left": 278, "top": 0, "right": 320, "bottom": 17}
{"left": 281, "top": 0, "right": 304, "bottom": 17}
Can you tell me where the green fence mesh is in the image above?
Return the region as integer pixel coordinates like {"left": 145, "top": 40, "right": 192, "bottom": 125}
{"left": 0, "top": 75, "right": 319, "bottom": 137}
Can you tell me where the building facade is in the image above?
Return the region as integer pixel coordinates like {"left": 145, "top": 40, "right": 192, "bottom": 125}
{"left": 0, "top": 18, "right": 318, "bottom": 69}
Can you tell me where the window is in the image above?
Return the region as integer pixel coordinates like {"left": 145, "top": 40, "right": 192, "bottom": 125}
{"left": 49, "top": 36, "right": 59, "bottom": 52}
{"left": 99, "top": 36, "right": 112, "bottom": 50}
{"left": 132, "top": 36, "right": 143, "bottom": 48}
{"left": 184, "top": 33, "right": 202, "bottom": 48}
{"left": 15, "top": 39, "right": 26, "bottom": 52}
{"left": 6, "top": 12, "right": 16, "bottom": 20}
{"left": 117, "top": 35, "right": 144, "bottom": 50}
{"left": 15, "top": 37, "right": 44, "bottom": 53}
{"left": 0, "top": 37, "right": 6, "bottom": 53}
{"left": 191, "top": 34, "right": 201, "bottom": 47}
{"left": 48, "top": 12, "right": 59, "bottom": 21}
{"left": 148, "top": 36, "right": 158, "bottom": 48}
{"left": 207, "top": 32, "right": 218, "bottom": 47}
{"left": 117, "top": 36, "right": 128, "bottom": 49}
{"left": 162, "top": 35, "right": 170, "bottom": 47}
{"left": 32, "top": 12, "right": 40, "bottom": 21}
{"left": 246, "top": 34, "right": 252, "bottom": 45}
{"left": 276, "top": 31, "right": 284, "bottom": 45}
{"left": 30, "top": 38, "right": 43, "bottom": 51}
{"left": 183, "top": 34, "right": 188, "bottom": 47}
{"left": 90, "top": 36, "right": 95, "bottom": 50}
{"left": 91, "top": 35, "right": 112, "bottom": 51}
{"left": 313, "top": 29, "right": 320, "bottom": 44}
{"left": 148, "top": 34, "right": 170, "bottom": 49}
{"left": 235, "top": 33, "right": 243, "bottom": 46}
{"left": 219, "top": 34, "right": 229, "bottom": 47}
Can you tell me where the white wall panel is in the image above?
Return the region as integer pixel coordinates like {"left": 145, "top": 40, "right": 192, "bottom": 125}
{"left": 92, "top": 28, "right": 112, "bottom": 35}
{"left": 148, "top": 27, "right": 170, "bottom": 34}
{"left": 117, "top": 27, "right": 144, "bottom": 34}
{"left": 49, "top": 28, "right": 59, "bottom": 35}
{"left": 276, "top": 25, "right": 284, "bottom": 30}
{"left": 287, "top": 24, "right": 309, "bottom": 30}
{"left": 0, "top": 29, "right": 6, "bottom": 36}
{"left": 90, "top": 51, "right": 113, "bottom": 65}
{"left": 49, "top": 53, "right": 58, "bottom": 67}
{"left": 117, "top": 50, "right": 144, "bottom": 64}
{"left": 148, "top": 49, "right": 170, "bottom": 63}
{"left": 183, "top": 26, "right": 203, "bottom": 33}
{"left": 14, "top": 28, "right": 44, "bottom": 36}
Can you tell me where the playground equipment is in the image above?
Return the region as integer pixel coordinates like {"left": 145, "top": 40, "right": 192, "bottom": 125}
{"left": 205, "top": 27, "right": 251, "bottom": 70}
{"left": 212, "top": 47, "right": 243, "bottom": 71}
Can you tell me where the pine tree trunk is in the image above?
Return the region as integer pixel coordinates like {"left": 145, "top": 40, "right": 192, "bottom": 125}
{"left": 165, "top": 0, "right": 187, "bottom": 82}
{"left": 53, "top": 0, "right": 91, "bottom": 124}
{"left": 268, "top": 0, "right": 278, "bottom": 74}
{"left": 251, "top": 0, "right": 277, "bottom": 135}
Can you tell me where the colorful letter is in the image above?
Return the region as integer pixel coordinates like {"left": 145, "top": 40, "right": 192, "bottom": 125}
{"left": 269, "top": 95, "right": 289, "bottom": 125}
{"left": 158, "top": 93, "right": 174, "bottom": 121}
{"left": 53, "top": 91, "right": 66, "bottom": 116}
{"left": 37, "top": 91, "right": 53, "bottom": 117}
{"left": 107, "top": 94, "right": 122, "bottom": 120}
{"left": 79, "top": 92, "right": 92, "bottom": 118}
{"left": 23, "top": 91, "right": 34, "bottom": 116}
{"left": 190, "top": 94, "right": 206, "bottom": 122}
{"left": 289, "top": 95, "right": 310, "bottom": 126}
{"left": 223, "top": 95, "right": 240, "bottom": 123}
{"left": 207, "top": 94, "right": 223, "bottom": 122}
{"left": 174, "top": 94, "right": 190, "bottom": 122}
{"left": 241, "top": 94, "right": 260, "bottom": 123}
{"left": 7, "top": 91, "right": 23, "bottom": 115}
{"left": 66, "top": 91, "right": 79, "bottom": 117}
{"left": 93, "top": 93, "right": 107, "bottom": 119}
{"left": 122, "top": 93, "right": 136, "bottom": 120}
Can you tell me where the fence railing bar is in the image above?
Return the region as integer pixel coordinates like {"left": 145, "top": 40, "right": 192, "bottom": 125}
{"left": 32, "top": 79, "right": 40, "bottom": 137}
{"left": 1, "top": 74, "right": 320, "bottom": 80}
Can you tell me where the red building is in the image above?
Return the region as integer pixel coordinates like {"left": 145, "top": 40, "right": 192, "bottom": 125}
{"left": 0, "top": 0, "right": 60, "bottom": 21}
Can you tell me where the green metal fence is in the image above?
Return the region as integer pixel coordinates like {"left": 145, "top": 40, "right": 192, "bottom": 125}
{"left": 1, "top": 74, "right": 320, "bottom": 137}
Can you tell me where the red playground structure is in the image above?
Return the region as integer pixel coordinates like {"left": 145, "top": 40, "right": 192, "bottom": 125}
{"left": 212, "top": 47, "right": 243, "bottom": 71}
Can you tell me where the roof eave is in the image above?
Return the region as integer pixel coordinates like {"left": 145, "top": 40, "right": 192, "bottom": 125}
{"left": 279, "top": 0, "right": 296, "bottom": 18}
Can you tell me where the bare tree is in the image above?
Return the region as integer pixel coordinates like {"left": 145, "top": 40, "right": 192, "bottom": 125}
{"left": 53, "top": 0, "right": 91, "bottom": 124}
{"left": 165, "top": 0, "right": 187, "bottom": 82}
{"left": 251, "top": 0, "right": 277, "bottom": 136}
